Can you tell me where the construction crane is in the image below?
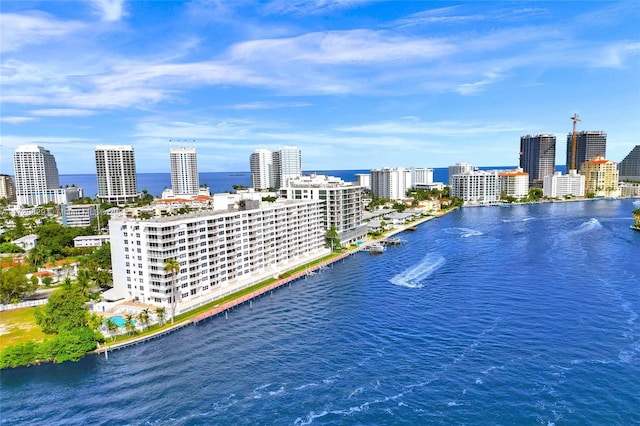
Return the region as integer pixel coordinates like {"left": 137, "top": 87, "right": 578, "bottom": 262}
{"left": 570, "top": 113, "right": 581, "bottom": 171}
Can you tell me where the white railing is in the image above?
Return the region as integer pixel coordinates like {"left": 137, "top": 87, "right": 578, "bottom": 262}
{"left": 0, "top": 299, "right": 48, "bottom": 311}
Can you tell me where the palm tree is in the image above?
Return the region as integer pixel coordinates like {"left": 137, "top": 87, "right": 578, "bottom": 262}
{"left": 137, "top": 308, "right": 150, "bottom": 331}
{"left": 155, "top": 306, "right": 166, "bottom": 326}
{"left": 633, "top": 208, "right": 640, "bottom": 228}
{"left": 164, "top": 258, "right": 180, "bottom": 324}
{"left": 124, "top": 314, "right": 136, "bottom": 335}
{"left": 105, "top": 318, "right": 118, "bottom": 341}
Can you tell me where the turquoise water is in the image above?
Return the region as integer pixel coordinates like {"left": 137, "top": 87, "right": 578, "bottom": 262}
{"left": 105, "top": 315, "right": 134, "bottom": 328}
{"left": 2, "top": 198, "right": 639, "bottom": 425}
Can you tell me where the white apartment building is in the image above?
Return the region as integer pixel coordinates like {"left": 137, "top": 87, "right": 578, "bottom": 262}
{"left": 448, "top": 162, "right": 475, "bottom": 185}
{"left": 13, "top": 145, "right": 82, "bottom": 206}
{"left": 170, "top": 147, "right": 199, "bottom": 196}
{"left": 109, "top": 199, "right": 327, "bottom": 312}
{"left": 274, "top": 146, "right": 302, "bottom": 189}
{"left": 410, "top": 168, "right": 434, "bottom": 187}
{"left": 250, "top": 148, "right": 275, "bottom": 190}
{"left": 280, "top": 174, "right": 367, "bottom": 245}
{"left": 74, "top": 235, "right": 110, "bottom": 248}
{"left": 62, "top": 204, "right": 97, "bottom": 227}
{"left": 355, "top": 173, "right": 371, "bottom": 190}
{"left": 450, "top": 170, "right": 500, "bottom": 205}
{"left": 543, "top": 170, "right": 585, "bottom": 198}
{"left": 95, "top": 145, "right": 140, "bottom": 205}
{"left": 370, "top": 167, "right": 412, "bottom": 200}
{"left": 498, "top": 169, "right": 529, "bottom": 198}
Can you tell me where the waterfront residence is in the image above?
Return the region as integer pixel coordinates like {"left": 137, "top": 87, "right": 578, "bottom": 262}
{"left": 498, "top": 169, "right": 529, "bottom": 198}
{"left": 109, "top": 198, "right": 328, "bottom": 315}
{"left": 450, "top": 169, "right": 500, "bottom": 205}
{"left": 543, "top": 170, "right": 585, "bottom": 198}
{"left": 279, "top": 174, "right": 367, "bottom": 245}
{"left": 582, "top": 156, "right": 620, "bottom": 197}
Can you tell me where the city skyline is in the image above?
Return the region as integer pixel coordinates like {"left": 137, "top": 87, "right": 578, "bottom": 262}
{"left": 1, "top": 1, "right": 639, "bottom": 174}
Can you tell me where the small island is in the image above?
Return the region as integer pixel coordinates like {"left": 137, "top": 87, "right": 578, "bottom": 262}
{"left": 632, "top": 207, "right": 640, "bottom": 231}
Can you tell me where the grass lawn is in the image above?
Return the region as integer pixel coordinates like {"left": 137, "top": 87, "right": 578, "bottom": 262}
{"left": 0, "top": 307, "right": 51, "bottom": 351}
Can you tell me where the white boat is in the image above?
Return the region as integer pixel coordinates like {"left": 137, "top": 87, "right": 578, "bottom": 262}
{"left": 368, "top": 243, "right": 385, "bottom": 254}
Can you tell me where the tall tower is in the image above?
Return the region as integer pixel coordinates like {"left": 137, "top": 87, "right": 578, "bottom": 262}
{"left": 250, "top": 149, "right": 275, "bottom": 190}
{"left": 0, "top": 174, "right": 17, "bottom": 203}
{"left": 519, "top": 134, "right": 556, "bottom": 187}
{"left": 95, "top": 145, "right": 140, "bottom": 205}
{"left": 619, "top": 145, "right": 640, "bottom": 182}
{"left": 566, "top": 131, "right": 607, "bottom": 172}
{"left": 273, "top": 146, "right": 302, "bottom": 189}
{"left": 448, "top": 162, "right": 475, "bottom": 185}
{"left": 13, "top": 145, "right": 61, "bottom": 206}
{"left": 170, "top": 147, "right": 199, "bottom": 196}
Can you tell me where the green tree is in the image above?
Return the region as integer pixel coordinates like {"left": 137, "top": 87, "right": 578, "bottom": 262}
{"left": 164, "top": 258, "right": 181, "bottom": 323}
{"left": 124, "top": 314, "right": 136, "bottom": 335}
{"left": 105, "top": 318, "right": 118, "bottom": 340}
{"left": 155, "top": 306, "right": 166, "bottom": 325}
{"left": 0, "top": 264, "right": 37, "bottom": 304}
{"left": 137, "top": 308, "right": 150, "bottom": 331}
{"left": 325, "top": 226, "right": 340, "bottom": 251}
{"left": 33, "top": 286, "right": 89, "bottom": 334}
{"left": 0, "top": 243, "right": 25, "bottom": 254}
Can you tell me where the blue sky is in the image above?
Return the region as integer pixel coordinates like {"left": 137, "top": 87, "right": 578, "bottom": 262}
{"left": 1, "top": 1, "right": 639, "bottom": 174}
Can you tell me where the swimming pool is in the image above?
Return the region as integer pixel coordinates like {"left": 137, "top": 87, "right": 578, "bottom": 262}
{"left": 106, "top": 315, "right": 136, "bottom": 327}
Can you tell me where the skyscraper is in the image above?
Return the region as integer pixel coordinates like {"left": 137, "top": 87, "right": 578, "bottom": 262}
{"left": 519, "top": 134, "right": 556, "bottom": 186}
{"left": 370, "top": 167, "right": 412, "bottom": 200}
{"left": 13, "top": 145, "right": 81, "bottom": 206}
{"left": 250, "top": 148, "right": 275, "bottom": 190}
{"left": 170, "top": 147, "right": 199, "bottom": 196}
{"left": 619, "top": 145, "right": 640, "bottom": 181}
{"left": 273, "top": 146, "right": 302, "bottom": 189}
{"left": 0, "top": 174, "right": 16, "bottom": 203}
{"left": 95, "top": 145, "right": 140, "bottom": 205}
{"left": 566, "top": 131, "right": 607, "bottom": 172}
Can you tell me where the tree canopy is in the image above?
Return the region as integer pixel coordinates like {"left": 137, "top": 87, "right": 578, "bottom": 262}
{"left": 0, "top": 264, "right": 37, "bottom": 304}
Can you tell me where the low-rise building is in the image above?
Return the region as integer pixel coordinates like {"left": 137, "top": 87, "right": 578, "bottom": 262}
{"left": 109, "top": 198, "right": 327, "bottom": 313}
{"left": 543, "top": 170, "right": 585, "bottom": 198}
{"left": 498, "top": 169, "right": 529, "bottom": 198}
{"left": 74, "top": 235, "right": 111, "bottom": 248}
{"left": 62, "top": 204, "right": 98, "bottom": 227}
{"left": 12, "top": 234, "right": 38, "bottom": 251}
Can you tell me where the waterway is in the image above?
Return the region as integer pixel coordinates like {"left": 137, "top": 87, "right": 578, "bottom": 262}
{"left": 2, "top": 198, "right": 639, "bottom": 425}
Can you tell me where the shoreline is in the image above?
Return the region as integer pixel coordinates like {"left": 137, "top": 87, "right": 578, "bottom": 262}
{"left": 95, "top": 210, "right": 454, "bottom": 355}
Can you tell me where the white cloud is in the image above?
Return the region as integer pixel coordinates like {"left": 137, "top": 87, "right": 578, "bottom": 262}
{"left": 89, "top": 0, "right": 127, "bottom": 22}
{"left": 30, "top": 109, "right": 97, "bottom": 117}
{"left": 0, "top": 12, "right": 85, "bottom": 53}
{"left": 231, "top": 101, "right": 312, "bottom": 110}
{"left": 0, "top": 116, "right": 36, "bottom": 124}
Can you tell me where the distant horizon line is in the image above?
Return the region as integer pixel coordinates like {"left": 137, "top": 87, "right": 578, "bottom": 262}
{"left": 52, "top": 165, "right": 522, "bottom": 176}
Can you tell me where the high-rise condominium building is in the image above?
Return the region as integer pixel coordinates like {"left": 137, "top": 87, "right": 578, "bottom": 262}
{"left": 95, "top": 145, "right": 140, "bottom": 205}
{"left": 250, "top": 149, "right": 275, "bottom": 190}
{"left": 448, "top": 162, "right": 475, "bottom": 185}
{"left": 566, "top": 131, "right": 607, "bottom": 172}
{"left": 370, "top": 167, "right": 412, "bottom": 200}
{"left": 520, "top": 134, "right": 556, "bottom": 186}
{"left": 582, "top": 156, "right": 619, "bottom": 197}
{"left": 498, "top": 169, "right": 529, "bottom": 198}
{"left": 250, "top": 146, "right": 302, "bottom": 190}
{"left": 274, "top": 146, "right": 302, "bottom": 189}
{"left": 410, "top": 168, "right": 434, "bottom": 186}
{"left": 280, "top": 174, "right": 367, "bottom": 245}
{"left": 13, "top": 145, "right": 81, "bottom": 206}
{"left": 0, "top": 174, "right": 16, "bottom": 203}
{"left": 619, "top": 145, "right": 640, "bottom": 181}
{"left": 170, "top": 147, "right": 199, "bottom": 196}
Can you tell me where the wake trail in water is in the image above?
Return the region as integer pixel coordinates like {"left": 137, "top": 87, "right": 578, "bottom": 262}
{"left": 568, "top": 218, "right": 603, "bottom": 235}
{"left": 389, "top": 253, "right": 445, "bottom": 288}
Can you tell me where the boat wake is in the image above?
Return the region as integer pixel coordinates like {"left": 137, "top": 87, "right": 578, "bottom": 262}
{"left": 389, "top": 253, "right": 445, "bottom": 288}
{"left": 570, "top": 218, "right": 603, "bottom": 234}
{"left": 444, "top": 227, "right": 484, "bottom": 238}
